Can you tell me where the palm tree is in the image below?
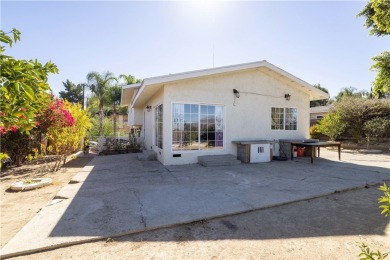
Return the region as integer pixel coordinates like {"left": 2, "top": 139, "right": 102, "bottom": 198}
{"left": 87, "top": 71, "right": 117, "bottom": 137}
{"left": 108, "top": 85, "right": 122, "bottom": 138}
{"left": 119, "top": 74, "right": 142, "bottom": 85}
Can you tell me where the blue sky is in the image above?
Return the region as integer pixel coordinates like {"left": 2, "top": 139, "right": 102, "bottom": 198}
{"left": 2, "top": 1, "right": 389, "bottom": 98}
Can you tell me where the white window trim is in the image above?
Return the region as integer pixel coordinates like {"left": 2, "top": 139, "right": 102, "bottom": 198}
{"left": 153, "top": 104, "right": 163, "bottom": 149}
{"left": 171, "top": 101, "right": 226, "bottom": 153}
{"left": 271, "top": 107, "right": 298, "bottom": 131}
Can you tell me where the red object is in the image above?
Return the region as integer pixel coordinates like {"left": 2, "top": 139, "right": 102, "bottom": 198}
{"left": 297, "top": 147, "right": 305, "bottom": 157}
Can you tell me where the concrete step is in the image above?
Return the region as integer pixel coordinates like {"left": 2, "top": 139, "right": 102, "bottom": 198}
{"left": 198, "top": 154, "right": 241, "bottom": 167}
{"left": 138, "top": 150, "right": 157, "bottom": 161}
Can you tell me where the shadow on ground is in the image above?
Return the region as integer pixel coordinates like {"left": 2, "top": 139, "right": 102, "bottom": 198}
{"left": 50, "top": 153, "right": 390, "bottom": 240}
{"left": 113, "top": 184, "right": 388, "bottom": 242}
{"left": 1, "top": 152, "right": 389, "bottom": 258}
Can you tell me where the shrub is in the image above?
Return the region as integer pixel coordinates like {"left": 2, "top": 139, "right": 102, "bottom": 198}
{"left": 316, "top": 112, "right": 347, "bottom": 141}
{"left": 309, "top": 124, "right": 322, "bottom": 139}
{"left": 1, "top": 130, "right": 40, "bottom": 166}
{"left": 358, "top": 183, "right": 390, "bottom": 259}
{"left": 0, "top": 153, "right": 10, "bottom": 168}
{"left": 86, "top": 117, "right": 114, "bottom": 138}
{"left": 46, "top": 100, "right": 91, "bottom": 171}
{"left": 379, "top": 183, "right": 390, "bottom": 217}
{"left": 363, "top": 117, "right": 390, "bottom": 142}
{"left": 332, "top": 97, "right": 390, "bottom": 142}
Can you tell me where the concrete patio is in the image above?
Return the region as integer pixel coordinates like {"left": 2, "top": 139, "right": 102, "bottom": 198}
{"left": 1, "top": 150, "right": 389, "bottom": 258}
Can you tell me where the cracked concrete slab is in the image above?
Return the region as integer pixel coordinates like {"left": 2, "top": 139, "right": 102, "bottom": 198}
{"left": 1, "top": 150, "right": 389, "bottom": 258}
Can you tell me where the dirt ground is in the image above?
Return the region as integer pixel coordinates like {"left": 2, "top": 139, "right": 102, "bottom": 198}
{"left": 8, "top": 185, "right": 390, "bottom": 259}
{"left": 0, "top": 156, "right": 94, "bottom": 248}
{"left": 340, "top": 140, "right": 390, "bottom": 152}
{"left": 1, "top": 152, "right": 389, "bottom": 259}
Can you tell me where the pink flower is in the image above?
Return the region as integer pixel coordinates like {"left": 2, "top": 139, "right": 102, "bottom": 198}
{"left": 55, "top": 99, "right": 63, "bottom": 107}
{"left": 10, "top": 125, "right": 18, "bottom": 133}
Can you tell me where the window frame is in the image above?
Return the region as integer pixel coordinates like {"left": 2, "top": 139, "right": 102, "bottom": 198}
{"left": 271, "top": 107, "right": 298, "bottom": 131}
{"left": 171, "top": 102, "right": 225, "bottom": 152}
{"left": 154, "top": 104, "right": 163, "bottom": 149}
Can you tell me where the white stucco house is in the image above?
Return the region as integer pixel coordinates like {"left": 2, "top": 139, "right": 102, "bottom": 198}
{"left": 121, "top": 60, "right": 329, "bottom": 165}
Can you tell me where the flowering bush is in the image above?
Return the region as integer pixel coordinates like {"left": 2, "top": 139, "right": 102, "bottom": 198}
{"left": 1, "top": 29, "right": 58, "bottom": 134}
{"left": 1, "top": 130, "right": 40, "bottom": 166}
{"left": 1, "top": 97, "right": 90, "bottom": 170}
{"left": 45, "top": 100, "right": 91, "bottom": 171}
{"left": 36, "top": 98, "right": 75, "bottom": 133}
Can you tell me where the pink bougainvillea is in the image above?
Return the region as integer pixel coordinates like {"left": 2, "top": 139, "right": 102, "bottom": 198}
{"left": 0, "top": 126, "right": 6, "bottom": 135}
{"left": 0, "top": 98, "right": 75, "bottom": 136}
{"left": 9, "top": 125, "right": 18, "bottom": 133}
{"left": 0, "top": 125, "right": 18, "bottom": 135}
{"left": 37, "top": 98, "right": 75, "bottom": 131}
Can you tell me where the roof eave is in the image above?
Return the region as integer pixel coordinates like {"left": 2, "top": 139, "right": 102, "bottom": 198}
{"left": 131, "top": 60, "right": 329, "bottom": 106}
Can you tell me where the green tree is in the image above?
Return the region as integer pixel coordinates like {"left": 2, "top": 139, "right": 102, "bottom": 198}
{"left": 333, "top": 87, "right": 369, "bottom": 102}
{"left": 310, "top": 84, "right": 330, "bottom": 107}
{"left": 107, "top": 85, "right": 122, "bottom": 138}
{"left": 371, "top": 51, "right": 390, "bottom": 98}
{"left": 358, "top": 0, "right": 390, "bottom": 98}
{"left": 119, "top": 74, "right": 142, "bottom": 85}
{"left": 118, "top": 106, "right": 128, "bottom": 115}
{"left": 317, "top": 112, "right": 347, "bottom": 141}
{"left": 59, "top": 80, "right": 85, "bottom": 105}
{"left": 0, "top": 28, "right": 58, "bottom": 134}
{"left": 87, "top": 71, "right": 117, "bottom": 137}
{"left": 358, "top": 0, "right": 390, "bottom": 36}
{"left": 86, "top": 117, "right": 114, "bottom": 138}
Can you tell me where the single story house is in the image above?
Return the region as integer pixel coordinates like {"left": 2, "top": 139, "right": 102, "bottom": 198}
{"left": 121, "top": 60, "right": 329, "bottom": 165}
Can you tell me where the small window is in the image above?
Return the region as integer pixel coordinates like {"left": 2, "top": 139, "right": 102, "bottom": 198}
{"left": 316, "top": 115, "right": 323, "bottom": 119}
{"left": 271, "top": 107, "right": 297, "bottom": 130}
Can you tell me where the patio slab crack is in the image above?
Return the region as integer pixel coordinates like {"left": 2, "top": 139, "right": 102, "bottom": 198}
{"left": 131, "top": 189, "right": 147, "bottom": 228}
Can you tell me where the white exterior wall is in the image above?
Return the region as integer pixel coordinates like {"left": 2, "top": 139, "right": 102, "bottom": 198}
{"left": 161, "top": 69, "right": 310, "bottom": 165}
{"left": 142, "top": 88, "right": 165, "bottom": 163}
{"left": 127, "top": 107, "right": 144, "bottom": 127}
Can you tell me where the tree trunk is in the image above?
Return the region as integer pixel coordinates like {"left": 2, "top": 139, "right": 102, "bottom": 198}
{"left": 113, "top": 105, "right": 117, "bottom": 138}
{"left": 15, "top": 155, "right": 22, "bottom": 167}
{"left": 99, "top": 105, "right": 103, "bottom": 137}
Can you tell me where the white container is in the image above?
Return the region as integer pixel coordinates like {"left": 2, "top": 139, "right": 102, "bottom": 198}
{"left": 250, "top": 144, "right": 271, "bottom": 163}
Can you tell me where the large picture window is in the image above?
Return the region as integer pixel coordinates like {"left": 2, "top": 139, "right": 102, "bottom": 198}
{"left": 155, "top": 104, "right": 163, "bottom": 148}
{"left": 271, "top": 107, "right": 297, "bottom": 130}
{"left": 172, "top": 103, "right": 224, "bottom": 151}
